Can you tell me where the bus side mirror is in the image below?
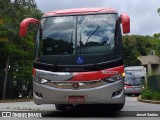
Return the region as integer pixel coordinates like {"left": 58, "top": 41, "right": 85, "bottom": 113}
{"left": 19, "top": 18, "right": 40, "bottom": 37}
{"left": 120, "top": 14, "right": 130, "bottom": 34}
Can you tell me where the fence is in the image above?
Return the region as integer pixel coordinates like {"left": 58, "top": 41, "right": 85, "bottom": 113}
{"left": 147, "top": 75, "right": 160, "bottom": 92}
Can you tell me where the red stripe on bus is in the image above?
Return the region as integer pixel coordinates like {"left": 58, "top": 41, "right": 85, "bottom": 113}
{"left": 70, "top": 66, "right": 124, "bottom": 81}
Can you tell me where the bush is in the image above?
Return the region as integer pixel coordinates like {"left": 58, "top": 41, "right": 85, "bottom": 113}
{"left": 141, "top": 89, "right": 160, "bottom": 101}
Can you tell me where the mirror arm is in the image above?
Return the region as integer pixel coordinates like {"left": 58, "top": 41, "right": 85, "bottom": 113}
{"left": 19, "top": 18, "right": 40, "bottom": 37}
{"left": 120, "top": 14, "right": 130, "bottom": 34}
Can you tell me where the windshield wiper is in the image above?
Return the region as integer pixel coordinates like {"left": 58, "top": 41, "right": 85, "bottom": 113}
{"left": 79, "top": 26, "right": 100, "bottom": 49}
{"left": 84, "top": 26, "right": 100, "bottom": 45}
{"left": 52, "top": 31, "right": 73, "bottom": 71}
{"left": 78, "top": 26, "right": 101, "bottom": 70}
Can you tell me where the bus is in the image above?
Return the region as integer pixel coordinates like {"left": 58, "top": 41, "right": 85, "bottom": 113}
{"left": 124, "top": 66, "right": 146, "bottom": 95}
{"left": 19, "top": 8, "right": 130, "bottom": 111}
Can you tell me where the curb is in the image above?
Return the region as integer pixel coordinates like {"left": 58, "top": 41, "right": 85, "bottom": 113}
{"left": 138, "top": 95, "right": 160, "bottom": 104}
{"left": 0, "top": 99, "right": 33, "bottom": 103}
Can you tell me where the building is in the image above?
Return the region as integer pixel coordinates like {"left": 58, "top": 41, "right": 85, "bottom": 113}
{"left": 138, "top": 50, "right": 160, "bottom": 75}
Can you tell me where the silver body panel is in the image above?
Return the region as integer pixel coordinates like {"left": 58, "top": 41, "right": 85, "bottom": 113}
{"left": 36, "top": 69, "right": 74, "bottom": 81}
{"left": 33, "top": 79, "right": 125, "bottom": 105}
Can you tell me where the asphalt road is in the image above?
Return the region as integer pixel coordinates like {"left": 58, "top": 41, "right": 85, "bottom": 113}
{"left": 0, "top": 96, "right": 160, "bottom": 120}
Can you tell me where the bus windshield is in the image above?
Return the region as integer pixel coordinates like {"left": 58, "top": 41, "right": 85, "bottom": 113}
{"left": 37, "top": 14, "right": 121, "bottom": 65}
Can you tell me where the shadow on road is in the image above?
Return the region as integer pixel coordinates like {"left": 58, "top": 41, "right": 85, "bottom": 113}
{"left": 44, "top": 111, "right": 121, "bottom": 117}
{"left": 42, "top": 105, "right": 121, "bottom": 117}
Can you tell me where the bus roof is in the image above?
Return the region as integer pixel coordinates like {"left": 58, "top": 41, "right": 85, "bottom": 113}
{"left": 43, "top": 8, "right": 117, "bottom": 17}
{"left": 124, "top": 66, "right": 145, "bottom": 71}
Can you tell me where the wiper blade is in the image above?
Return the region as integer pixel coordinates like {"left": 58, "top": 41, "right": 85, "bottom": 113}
{"left": 84, "top": 26, "right": 100, "bottom": 45}
{"left": 78, "top": 26, "right": 100, "bottom": 48}
{"left": 52, "top": 31, "right": 73, "bottom": 71}
{"left": 78, "top": 26, "right": 101, "bottom": 70}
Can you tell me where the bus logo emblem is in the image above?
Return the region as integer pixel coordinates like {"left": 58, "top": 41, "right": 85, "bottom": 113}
{"left": 72, "top": 83, "right": 79, "bottom": 89}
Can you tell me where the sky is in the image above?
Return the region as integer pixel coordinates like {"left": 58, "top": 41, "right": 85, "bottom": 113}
{"left": 35, "top": 0, "right": 160, "bottom": 36}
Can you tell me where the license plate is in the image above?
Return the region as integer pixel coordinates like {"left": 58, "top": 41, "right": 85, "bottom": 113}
{"left": 68, "top": 96, "right": 85, "bottom": 103}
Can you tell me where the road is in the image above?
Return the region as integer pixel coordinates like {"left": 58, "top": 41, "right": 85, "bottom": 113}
{"left": 0, "top": 96, "right": 160, "bottom": 120}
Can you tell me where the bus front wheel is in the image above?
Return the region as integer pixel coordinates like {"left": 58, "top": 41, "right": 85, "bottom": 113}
{"left": 108, "top": 103, "right": 125, "bottom": 111}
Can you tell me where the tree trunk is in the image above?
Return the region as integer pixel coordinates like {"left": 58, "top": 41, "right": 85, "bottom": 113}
{"left": 2, "top": 56, "right": 10, "bottom": 100}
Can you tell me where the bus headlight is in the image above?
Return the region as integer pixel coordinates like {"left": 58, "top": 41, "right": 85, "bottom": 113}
{"left": 33, "top": 77, "right": 50, "bottom": 84}
{"left": 102, "top": 74, "right": 123, "bottom": 83}
{"left": 142, "top": 86, "right": 145, "bottom": 89}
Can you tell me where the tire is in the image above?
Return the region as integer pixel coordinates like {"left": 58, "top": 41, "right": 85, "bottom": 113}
{"left": 126, "top": 94, "right": 131, "bottom": 96}
{"left": 55, "top": 104, "right": 72, "bottom": 111}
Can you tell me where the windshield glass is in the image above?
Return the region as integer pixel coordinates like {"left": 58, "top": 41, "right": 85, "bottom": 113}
{"left": 77, "top": 14, "right": 117, "bottom": 54}
{"left": 38, "top": 14, "right": 121, "bottom": 65}
{"left": 41, "top": 16, "right": 76, "bottom": 55}
{"left": 125, "top": 72, "right": 145, "bottom": 85}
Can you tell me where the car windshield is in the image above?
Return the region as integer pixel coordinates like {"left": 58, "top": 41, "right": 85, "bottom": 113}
{"left": 37, "top": 14, "right": 121, "bottom": 65}
{"left": 125, "top": 73, "right": 145, "bottom": 86}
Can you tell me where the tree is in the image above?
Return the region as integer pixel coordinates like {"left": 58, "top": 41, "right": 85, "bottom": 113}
{"left": 158, "top": 8, "right": 160, "bottom": 15}
{"left": 154, "top": 9, "right": 160, "bottom": 40}
{"left": 154, "top": 33, "right": 160, "bottom": 39}
{"left": 123, "top": 35, "right": 160, "bottom": 66}
{"left": 0, "top": 0, "right": 42, "bottom": 99}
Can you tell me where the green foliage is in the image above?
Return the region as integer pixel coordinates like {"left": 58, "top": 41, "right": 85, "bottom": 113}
{"left": 141, "top": 89, "right": 160, "bottom": 100}
{"left": 0, "top": 0, "right": 42, "bottom": 99}
{"left": 154, "top": 33, "right": 160, "bottom": 39}
{"left": 158, "top": 8, "right": 160, "bottom": 15}
{"left": 139, "top": 71, "right": 160, "bottom": 101}
{"left": 123, "top": 35, "right": 160, "bottom": 66}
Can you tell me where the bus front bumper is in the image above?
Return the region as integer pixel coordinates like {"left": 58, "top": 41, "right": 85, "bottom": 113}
{"left": 33, "top": 80, "right": 125, "bottom": 105}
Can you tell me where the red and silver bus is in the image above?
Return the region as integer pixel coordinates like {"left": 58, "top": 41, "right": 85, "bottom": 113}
{"left": 19, "top": 8, "right": 130, "bottom": 111}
